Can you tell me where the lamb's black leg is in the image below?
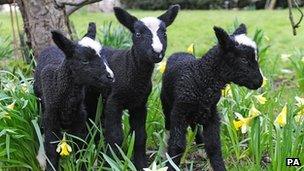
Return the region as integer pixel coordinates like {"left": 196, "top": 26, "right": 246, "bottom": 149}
{"left": 69, "top": 109, "right": 87, "bottom": 149}
{"left": 44, "top": 112, "right": 61, "bottom": 171}
{"left": 160, "top": 91, "right": 172, "bottom": 131}
{"left": 129, "top": 105, "right": 148, "bottom": 170}
{"left": 84, "top": 87, "right": 100, "bottom": 123}
{"left": 202, "top": 106, "right": 226, "bottom": 171}
{"left": 69, "top": 109, "right": 88, "bottom": 170}
{"left": 167, "top": 105, "right": 187, "bottom": 171}
{"left": 190, "top": 123, "right": 204, "bottom": 145}
{"left": 104, "top": 96, "right": 123, "bottom": 156}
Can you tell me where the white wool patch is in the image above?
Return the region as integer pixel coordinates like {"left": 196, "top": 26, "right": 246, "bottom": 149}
{"left": 79, "top": 37, "right": 114, "bottom": 78}
{"left": 103, "top": 59, "right": 114, "bottom": 78}
{"left": 234, "top": 34, "right": 257, "bottom": 49}
{"left": 78, "top": 37, "right": 102, "bottom": 55}
{"left": 140, "top": 17, "right": 163, "bottom": 53}
{"left": 234, "top": 34, "right": 258, "bottom": 60}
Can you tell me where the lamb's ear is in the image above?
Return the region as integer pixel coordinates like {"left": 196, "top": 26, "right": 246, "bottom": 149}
{"left": 51, "top": 31, "right": 74, "bottom": 55}
{"left": 233, "top": 23, "right": 247, "bottom": 35}
{"left": 158, "top": 4, "right": 180, "bottom": 27}
{"left": 83, "top": 22, "right": 96, "bottom": 40}
{"left": 213, "top": 26, "right": 234, "bottom": 50}
{"left": 114, "top": 7, "right": 138, "bottom": 33}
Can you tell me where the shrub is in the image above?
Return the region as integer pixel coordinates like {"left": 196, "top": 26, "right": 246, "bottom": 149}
{"left": 98, "top": 22, "right": 132, "bottom": 49}
{"left": 121, "top": 0, "right": 225, "bottom": 10}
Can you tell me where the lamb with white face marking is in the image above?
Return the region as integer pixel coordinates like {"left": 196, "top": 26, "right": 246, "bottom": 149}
{"left": 234, "top": 33, "right": 258, "bottom": 60}
{"left": 78, "top": 36, "right": 114, "bottom": 79}
{"left": 33, "top": 23, "right": 114, "bottom": 171}
{"left": 114, "top": 5, "right": 179, "bottom": 63}
{"left": 140, "top": 17, "right": 163, "bottom": 54}
{"left": 84, "top": 5, "right": 180, "bottom": 170}
{"left": 160, "top": 24, "right": 263, "bottom": 171}
{"left": 228, "top": 24, "right": 262, "bottom": 89}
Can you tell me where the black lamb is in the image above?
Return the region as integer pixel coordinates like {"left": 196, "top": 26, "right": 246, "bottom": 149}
{"left": 84, "top": 5, "right": 180, "bottom": 170}
{"left": 33, "top": 23, "right": 114, "bottom": 170}
{"left": 160, "top": 24, "right": 263, "bottom": 171}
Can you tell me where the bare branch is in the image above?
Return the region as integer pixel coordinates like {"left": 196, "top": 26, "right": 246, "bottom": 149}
{"left": 293, "top": 0, "right": 303, "bottom": 28}
{"left": 56, "top": 0, "right": 102, "bottom": 16}
{"left": 288, "top": 0, "right": 303, "bottom": 36}
{"left": 57, "top": 0, "right": 97, "bottom": 6}
{"left": 0, "top": 0, "right": 14, "bottom": 5}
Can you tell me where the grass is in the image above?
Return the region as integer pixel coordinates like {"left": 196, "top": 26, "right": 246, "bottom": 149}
{"left": 0, "top": 9, "right": 304, "bottom": 171}
{"left": 1, "top": 9, "right": 303, "bottom": 57}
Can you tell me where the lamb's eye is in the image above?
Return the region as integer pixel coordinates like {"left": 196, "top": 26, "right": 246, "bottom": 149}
{"left": 241, "top": 58, "right": 248, "bottom": 64}
{"left": 136, "top": 33, "right": 141, "bottom": 37}
{"left": 81, "top": 59, "right": 89, "bottom": 65}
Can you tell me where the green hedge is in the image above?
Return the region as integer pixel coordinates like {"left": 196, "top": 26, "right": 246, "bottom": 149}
{"left": 121, "top": 0, "right": 303, "bottom": 10}
{"left": 121, "top": 0, "right": 224, "bottom": 10}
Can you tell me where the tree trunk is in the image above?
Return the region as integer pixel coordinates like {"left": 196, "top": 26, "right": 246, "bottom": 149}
{"left": 2, "top": 0, "right": 102, "bottom": 58}
{"left": 267, "top": 0, "right": 277, "bottom": 9}
{"left": 16, "top": 0, "right": 71, "bottom": 58}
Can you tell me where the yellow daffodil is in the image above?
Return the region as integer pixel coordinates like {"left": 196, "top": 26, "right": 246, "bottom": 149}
{"left": 56, "top": 134, "right": 72, "bottom": 156}
{"left": 3, "top": 82, "right": 16, "bottom": 92}
{"left": 222, "top": 84, "right": 232, "bottom": 97}
{"left": 157, "top": 61, "right": 167, "bottom": 74}
{"left": 274, "top": 104, "right": 287, "bottom": 127}
{"left": 1, "top": 111, "right": 11, "bottom": 120}
{"left": 296, "top": 108, "right": 304, "bottom": 116}
{"left": 143, "top": 162, "right": 168, "bottom": 171}
{"left": 295, "top": 96, "right": 304, "bottom": 115}
{"left": 6, "top": 102, "right": 15, "bottom": 110}
{"left": 233, "top": 112, "right": 252, "bottom": 134}
{"left": 187, "top": 43, "right": 195, "bottom": 55}
{"left": 20, "top": 83, "right": 29, "bottom": 93}
{"left": 295, "top": 96, "right": 304, "bottom": 107}
{"left": 1, "top": 102, "right": 15, "bottom": 120}
{"left": 249, "top": 104, "right": 261, "bottom": 117}
{"left": 264, "top": 35, "right": 270, "bottom": 41}
{"left": 262, "top": 76, "right": 267, "bottom": 87}
{"left": 233, "top": 105, "right": 261, "bottom": 134}
{"left": 294, "top": 96, "right": 304, "bottom": 123}
{"left": 255, "top": 94, "right": 267, "bottom": 105}
{"left": 233, "top": 117, "right": 251, "bottom": 134}
{"left": 295, "top": 114, "right": 304, "bottom": 124}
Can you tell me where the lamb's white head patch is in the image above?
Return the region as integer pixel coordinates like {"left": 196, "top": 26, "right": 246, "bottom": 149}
{"left": 78, "top": 37, "right": 114, "bottom": 78}
{"left": 234, "top": 34, "right": 257, "bottom": 49}
{"left": 234, "top": 34, "right": 258, "bottom": 60}
{"left": 103, "top": 58, "right": 114, "bottom": 79}
{"left": 78, "top": 37, "right": 102, "bottom": 54}
{"left": 140, "top": 17, "right": 163, "bottom": 53}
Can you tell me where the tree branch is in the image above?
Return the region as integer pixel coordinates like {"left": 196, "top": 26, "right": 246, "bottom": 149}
{"left": 56, "top": 0, "right": 102, "bottom": 16}
{"left": 288, "top": 0, "right": 303, "bottom": 36}
{"left": 0, "top": 0, "right": 14, "bottom": 5}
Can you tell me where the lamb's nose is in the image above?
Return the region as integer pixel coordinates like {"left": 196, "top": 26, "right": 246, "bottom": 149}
{"left": 107, "top": 74, "right": 115, "bottom": 82}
